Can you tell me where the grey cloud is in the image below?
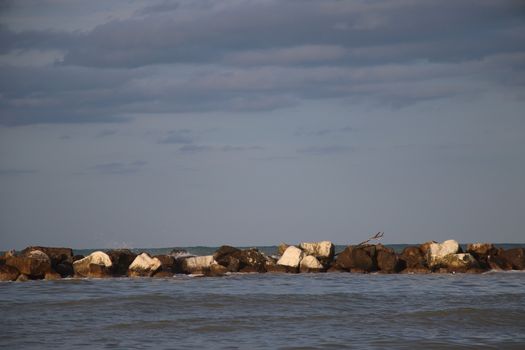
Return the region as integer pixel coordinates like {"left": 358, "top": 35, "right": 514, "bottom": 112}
{"left": 91, "top": 160, "right": 147, "bottom": 174}
{"left": 95, "top": 129, "right": 117, "bottom": 138}
{"left": 0, "top": 168, "right": 37, "bottom": 176}
{"left": 220, "top": 145, "right": 263, "bottom": 152}
{"left": 158, "top": 129, "right": 193, "bottom": 144}
{"left": 297, "top": 145, "right": 352, "bottom": 156}
{"left": 179, "top": 144, "right": 213, "bottom": 153}
{"left": 295, "top": 126, "right": 353, "bottom": 137}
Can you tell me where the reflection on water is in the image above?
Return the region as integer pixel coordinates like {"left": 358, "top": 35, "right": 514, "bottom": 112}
{"left": 1, "top": 272, "right": 525, "bottom": 349}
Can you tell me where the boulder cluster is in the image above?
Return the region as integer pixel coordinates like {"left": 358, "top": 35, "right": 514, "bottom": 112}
{"left": 1, "top": 240, "right": 524, "bottom": 281}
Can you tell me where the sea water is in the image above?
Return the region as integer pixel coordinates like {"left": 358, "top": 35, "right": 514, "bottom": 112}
{"left": 1, "top": 246, "right": 525, "bottom": 349}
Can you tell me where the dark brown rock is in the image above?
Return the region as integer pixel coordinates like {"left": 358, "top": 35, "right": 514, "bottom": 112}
{"left": 55, "top": 262, "right": 74, "bottom": 277}
{"left": 73, "top": 255, "right": 85, "bottom": 262}
{"left": 399, "top": 246, "right": 428, "bottom": 270}
{"left": 21, "top": 246, "right": 73, "bottom": 267}
{"left": 376, "top": 247, "right": 401, "bottom": 273}
{"left": 87, "top": 263, "right": 112, "bottom": 278}
{"left": 6, "top": 250, "right": 52, "bottom": 279}
{"left": 0, "top": 264, "right": 20, "bottom": 281}
{"left": 154, "top": 255, "right": 177, "bottom": 273}
{"left": 152, "top": 270, "right": 174, "bottom": 278}
{"left": 498, "top": 248, "right": 525, "bottom": 270}
{"left": 487, "top": 253, "right": 512, "bottom": 271}
{"left": 265, "top": 264, "right": 298, "bottom": 273}
{"left": 466, "top": 243, "right": 497, "bottom": 269}
{"left": 400, "top": 267, "right": 431, "bottom": 274}
{"left": 205, "top": 263, "right": 229, "bottom": 277}
{"left": 213, "top": 246, "right": 241, "bottom": 272}
{"left": 334, "top": 245, "right": 377, "bottom": 272}
{"left": 419, "top": 241, "right": 436, "bottom": 257}
{"left": 106, "top": 249, "right": 137, "bottom": 276}
{"left": 16, "top": 274, "right": 29, "bottom": 282}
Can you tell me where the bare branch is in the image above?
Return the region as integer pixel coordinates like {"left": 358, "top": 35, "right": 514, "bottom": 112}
{"left": 356, "top": 232, "right": 384, "bottom": 247}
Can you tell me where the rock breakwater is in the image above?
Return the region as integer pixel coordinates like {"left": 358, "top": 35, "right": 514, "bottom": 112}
{"left": 1, "top": 240, "right": 524, "bottom": 281}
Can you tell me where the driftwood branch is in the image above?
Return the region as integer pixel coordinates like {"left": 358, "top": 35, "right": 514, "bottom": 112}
{"left": 356, "top": 232, "right": 384, "bottom": 247}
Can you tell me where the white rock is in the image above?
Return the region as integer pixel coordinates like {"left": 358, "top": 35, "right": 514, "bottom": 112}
{"left": 182, "top": 255, "right": 215, "bottom": 274}
{"left": 128, "top": 253, "right": 162, "bottom": 276}
{"left": 428, "top": 240, "right": 460, "bottom": 267}
{"left": 300, "top": 255, "right": 323, "bottom": 272}
{"left": 277, "top": 246, "right": 304, "bottom": 268}
{"left": 26, "top": 250, "right": 51, "bottom": 262}
{"left": 299, "top": 241, "right": 334, "bottom": 259}
{"left": 73, "top": 251, "right": 112, "bottom": 277}
{"left": 74, "top": 251, "right": 112, "bottom": 268}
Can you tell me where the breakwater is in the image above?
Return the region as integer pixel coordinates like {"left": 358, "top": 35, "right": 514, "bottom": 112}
{"left": 1, "top": 240, "right": 524, "bottom": 281}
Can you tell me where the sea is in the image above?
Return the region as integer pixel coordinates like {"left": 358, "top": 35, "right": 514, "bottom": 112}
{"left": 1, "top": 244, "right": 525, "bottom": 349}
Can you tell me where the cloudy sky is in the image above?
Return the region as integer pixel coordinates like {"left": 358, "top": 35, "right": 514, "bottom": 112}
{"left": 1, "top": 0, "right": 524, "bottom": 249}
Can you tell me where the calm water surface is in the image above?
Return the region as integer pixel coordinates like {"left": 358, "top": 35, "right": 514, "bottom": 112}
{"left": 1, "top": 272, "right": 525, "bottom": 349}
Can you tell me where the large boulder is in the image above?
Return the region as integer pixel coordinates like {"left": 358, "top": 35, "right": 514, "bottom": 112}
{"left": 399, "top": 246, "right": 428, "bottom": 271}
{"left": 427, "top": 240, "right": 461, "bottom": 269}
{"left": 278, "top": 243, "right": 290, "bottom": 256}
{"left": 334, "top": 245, "right": 377, "bottom": 273}
{"left": 6, "top": 250, "right": 52, "bottom": 279}
{"left": 299, "top": 255, "right": 324, "bottom": 273}
{"left": 55, "top": 262, "right": 74, "bottom": 277}
{"left": 20, "top": 246, "right": 73, "bottom": 268}
{"left": 441, "top": 253, "right": 480, "bottom": 273}
{"left": 128, "top": 253, "right": 162, "bottom": 277}
{"left": 107, "top": 249, "right": 137, "bottom": 276}
{"left": 376, "top": 247, "right": 401, "bottom": 273}
{"left": 498, "top": 248, "right": 525, "bottom": 270}
{"left": 181, "top": 255, "right": 215, "bottom": 274}
{"left": 0, "top": 264, "right": 20, "bottom": 281}
{"left": 213, "top": 246, "right": 241, "bottom": 272}
{"left": 466, "top": 243, "right": 497, "bottom": 269}
{"left": 299, "top": 241, "right": 335, "bottom": 266}
{"left": 154, "top": 255, "right": 178, "bottom": 273}
{"left": 237, "top": 248, "right": 267, "bottom": 273}
{"left": 73, "top": 251, "right": 113, "bottom": 278}
{"left": 277, "top": 246, "right": 304, "bottom": 270}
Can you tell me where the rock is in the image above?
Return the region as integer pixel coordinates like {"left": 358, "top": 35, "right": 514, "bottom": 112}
{"left": 106, "top": 249, "right": 137, "bottom": 276}
{"left": 487, "top": 251, "right": 513, "bottom": 271}
{"left": 466, "top": 243, "right": 497, "bottom": 269}
{"left": 213, "top": 247, "right": 267, "bottom": 272}
{"left": 204, "top": 263, "right": 229, "bottom": 277}
{"left": 73, "top": 251, "right": 113, "bottom": 278}
{"left": 326, "top": 265, "right": 346, "bottom": 273}
{"left": 277, "top": 246, "right": 304, "bottom": 269}
{"left": 400, "top": 267, "right": 431, "bottom": 274}
{"left": 0, "top": 264, "right": 20, "bottom": 281}
{"left": 72, "top": 255, "right": 85, "bottom": 262}
{"left": 169, "top": 248, "right": 191, "bottom": 258}
{"left": 213, "top": 246, "right": 241, "bottom": 272}
{"left": 399, "top": 246, "right": 428, "bottom": 270}
{"left": 21, "top": 246, "right": 73, "bottom": 267}
{"left": 427, "top": 240, "right": 461, "bottom": 269}
{"left": 441, "top": 253, "right": 480, "bottom": 273}
{"left": 278, "top": 243, "right": 290, "bottom": 256}
{"left": 298, "top": 241, "right": 334, "bottom": 265}
{"left": 299, "top": 255, "right": 324, "bottom": 273}
{"left": 419, "top": 241, "right": 437, "bottom": 256}
{"left": 152, "top": 270, "right": 173, "bottom": 278}
{"left": 128, "top": 253, "right": 162, "bottom": 277}
{"left": 498, "top": 248, "right": 525, "bottom": 270}
{"left": 376, "top": 247, "right": 401, "bottom": 273}
{"left": 154, "top": 255, "right": 178, "bottom": 273}
{"left": 6, "top": 250, "right": 52, "bottom": 279}
{"left": 237, "top": 248, "right": 267, "bottom": 273}
{"left": 16, "top": 274, "right": 29, "bottom": 282}
{"left": 266, "top": 264, "right": 296, "bottom": 273}
{"left": 334, "top": 245, "right": 377, "bottom": 272}
{"left": 181, "top": 255, "right": 215, "bottom": 274}
{"left": 44, "top": 271, "right": 62, "bottom": 280}
{"left": 55, "top": 262, "right": 74, "bottom": 277}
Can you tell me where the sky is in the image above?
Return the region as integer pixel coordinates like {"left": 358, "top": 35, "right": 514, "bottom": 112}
{"left": 1, "top": 0, "right": 525, "bottom": 249}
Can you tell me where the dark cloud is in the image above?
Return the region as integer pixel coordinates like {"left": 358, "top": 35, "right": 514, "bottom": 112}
{"left": 0, "top": 0, "right": 524, "bottom": 125}
{"left": 91, "top": 160, "right": 147, "bottom": 174}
